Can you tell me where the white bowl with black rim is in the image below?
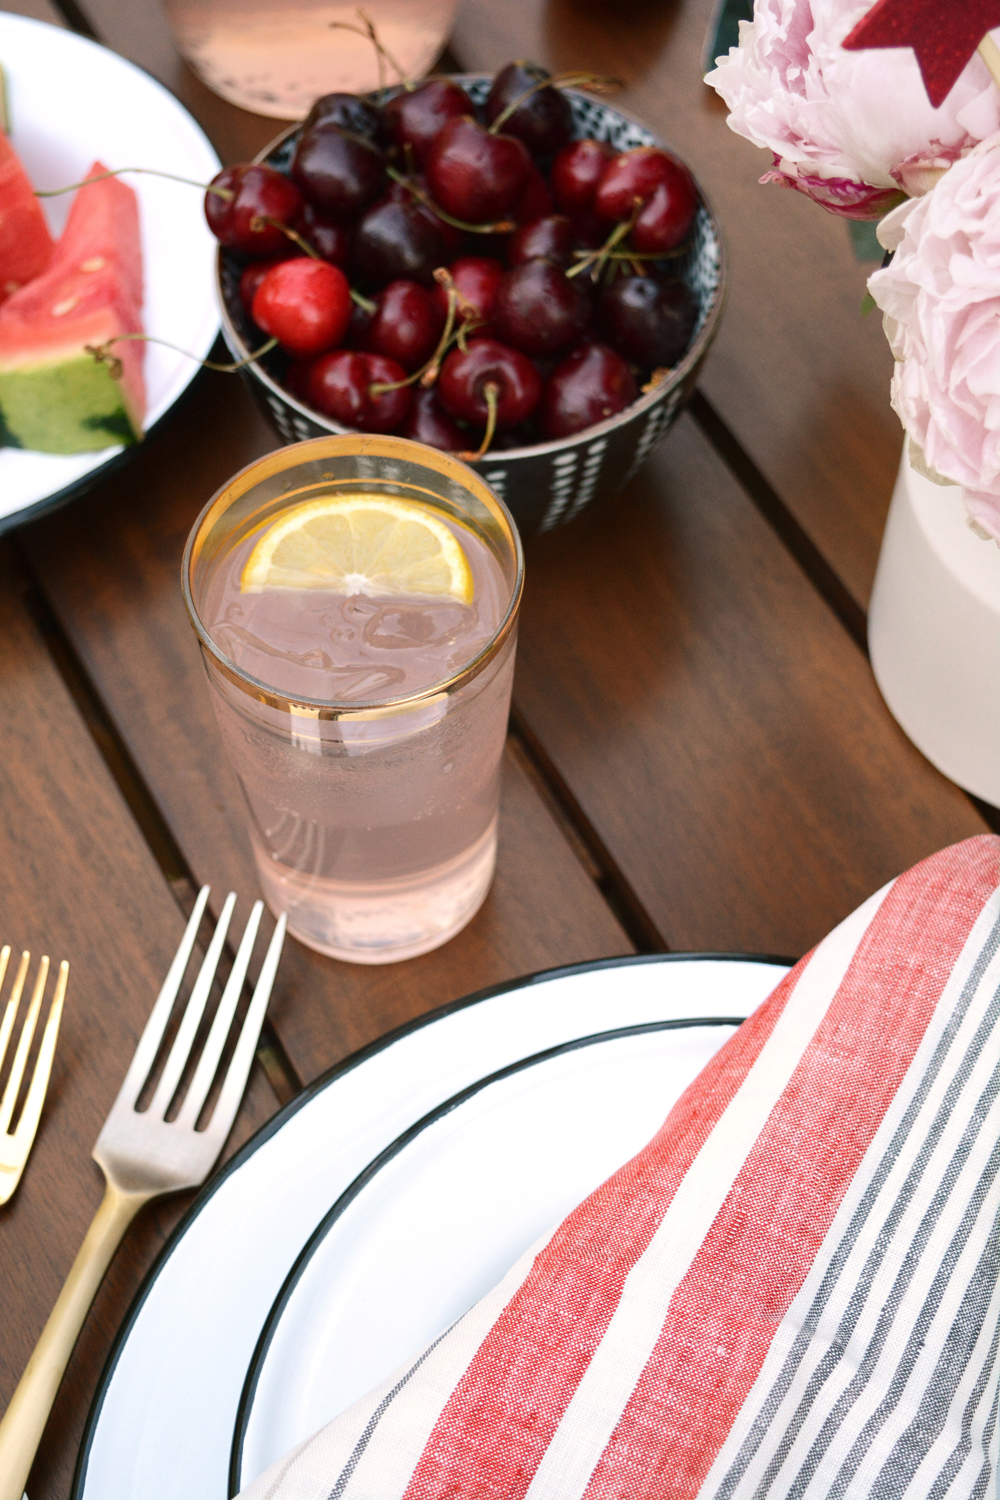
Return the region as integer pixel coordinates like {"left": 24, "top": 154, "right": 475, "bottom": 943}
{"left": 215, "top": 79, "right": 726, "bottom": 538}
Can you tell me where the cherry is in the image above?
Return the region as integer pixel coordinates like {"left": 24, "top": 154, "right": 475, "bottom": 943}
{"left": 485, "top": 63, "right": 573, "bottom": 159}
{"left": 431, "top": 256, "right": 505, "bottom": 335}
{"left": 552, "top": 138, "right": 617, "bottom": 214}
{"left": 401, "top": 387, "right": 467, "bottom": 450}
{"left": 593, "top": 147, "right": 695, "bottom": 239}
{"left": 541, "top": 342, "right": 637, "bottom": 438}
{"left": 299, "top": 203, "right": 351, "bottom": 267}
{"left": 302, "top": 92, "right": 387, "bottom": 147}
{"left": 251, "top": 258, "right": 352, "bottom": 358}
{"left": 205, "top": 165, "right": 304, "bottom": 256}
{"left": 597, "top": 275, "right": 698, "bottom": 367}
{"left": 385, "top": 175, "right": 462, "bottom": 257}
{"left": 291, "top": 126, "right": 385, "bottom": 222}
{"left": 512, "top": 164, "right": 553, "bottom": 225}
{"left": 305, "top": 350, "right": 412, "bottom": 432}
{"left": 508, "top": 214, "right": 573, "bottom": 269}
{"left": 438, "top": 338, "right": 542, "bottom": 428}
{"left": 426, "top": 117, "right": 531, "bottom": 224}
{"left": 569, "top": 209, "right": 606, "bottom": 250}
{"left": 493, "top": 258, "right": 591, "bottom": 357}
{"left": 384, "top": 79, "right": 474, "bottom": 167}
{"left": 351, "top": 197, "right": 446, "bottom": 289}
{"left": 631, "top": 172, "right": 699, "bottom": 253}
{"left": 239, "top": 250, "right": 300, "bottom": 318}
{"left": 361, "top": 279, "right": 444, "bottom": 370}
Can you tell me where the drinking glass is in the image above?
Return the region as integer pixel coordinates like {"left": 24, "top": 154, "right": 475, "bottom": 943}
{"left": 161, "top": 0, "right": 461, "bottom": 119}
{"left": 183, "top": 435, "right": 523, "bottom": 964}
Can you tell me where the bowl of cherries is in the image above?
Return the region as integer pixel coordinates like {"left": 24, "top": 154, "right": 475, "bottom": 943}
{"left": 211, "top": 64, "right": 725, "bottom": 536}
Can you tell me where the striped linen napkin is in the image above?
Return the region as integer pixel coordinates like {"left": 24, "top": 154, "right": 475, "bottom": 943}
{"left": 242, "top": 834, "right": 1000, "bottom": 1500}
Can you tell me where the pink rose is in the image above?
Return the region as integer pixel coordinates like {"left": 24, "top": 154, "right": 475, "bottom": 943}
{"left": 868, "top": 136, "right": 1000, "bottom": 544}
{"left": 705, "top": 0, "right": 1000, "bottom": 220}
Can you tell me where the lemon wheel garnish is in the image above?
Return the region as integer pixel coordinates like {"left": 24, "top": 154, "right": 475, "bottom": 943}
{"left": 240, "top": 494, "right": 474, "bottom": 603}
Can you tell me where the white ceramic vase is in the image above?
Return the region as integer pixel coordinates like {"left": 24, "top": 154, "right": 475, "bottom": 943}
{"left": 868, "top": 448, "right": 1000, "bottom": 806}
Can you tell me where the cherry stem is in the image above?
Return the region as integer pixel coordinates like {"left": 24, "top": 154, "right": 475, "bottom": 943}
{"left": 565, "top": 198, "right": 643, "bottom": 281}
{"left": 35, "top": 166, "right": 233, "bottom": 199}
{"left": 329, "top": 9, "right": 413, "bottom": 93}
{"left": 487, "top": 71, "right": 622, "bottom": 135}
{"left": 455, "top": 382, "right": 499, "bottom": 461}
{"left": 249, "top": 216, "right": 376, "bottom": 312}
{"left": 85, "top": 333, "right": 279, "bottom": 381}
{"left": 385, "top": 164, "right": 515, "bottom": 234}
{"left": 367, "top": 283, "right": 481, "bottom": 395}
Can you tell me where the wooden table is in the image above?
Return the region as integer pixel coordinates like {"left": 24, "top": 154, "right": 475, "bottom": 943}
{"left": 0, "top": 1, "right": 993, "bottom": 1495}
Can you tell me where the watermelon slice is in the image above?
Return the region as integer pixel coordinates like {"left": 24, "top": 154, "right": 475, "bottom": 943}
{"left": 0, "top": 132, "right": 53, "bottom": 303}
{"left": 0, "top": 161, "right": 145, "bottom": 453}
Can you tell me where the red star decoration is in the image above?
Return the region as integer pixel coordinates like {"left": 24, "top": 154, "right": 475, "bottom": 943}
{"left": 843, "top": 0, "right": 1000, "bottom": 108}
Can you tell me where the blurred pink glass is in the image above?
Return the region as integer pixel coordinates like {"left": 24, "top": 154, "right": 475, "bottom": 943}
{"left": 161, "top": 0, "right": 461, "bottom": 119}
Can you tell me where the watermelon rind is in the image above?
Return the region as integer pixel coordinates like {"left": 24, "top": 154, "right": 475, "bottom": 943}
{"left": 0, "top": 351, "right": 140, "bottom": 453}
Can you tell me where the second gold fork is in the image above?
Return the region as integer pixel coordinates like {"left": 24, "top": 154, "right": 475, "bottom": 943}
{"left": 0, "top": 946, "right": 69, "bottom": 1205}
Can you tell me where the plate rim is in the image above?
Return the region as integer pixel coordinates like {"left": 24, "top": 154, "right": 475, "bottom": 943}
{"left": 231, "top": 1012, "right": 749, "bottom": 1494}
{"left": 71, "top": 950, "right": 793, "bottom": 1499}
{"left": 0, "top": 9, "right": 221, "bottom": 532}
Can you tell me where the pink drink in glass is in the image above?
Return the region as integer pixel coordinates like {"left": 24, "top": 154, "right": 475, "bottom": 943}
{"left": 183, "top": 438, "right": 522, "bottom": 964}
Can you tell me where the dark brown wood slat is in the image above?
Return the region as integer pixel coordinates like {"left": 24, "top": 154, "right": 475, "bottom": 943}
{"left": 512, "top": 413, "right": 987, "bottom": 960}
{"left": 4, "top": 0, "right": 66, "bottom": 26}
{"left": 0, "top": 541, "right": 278, "bottom": 1500}
{"left": 20, "top": 370, "right": 633, "bottom": 1088}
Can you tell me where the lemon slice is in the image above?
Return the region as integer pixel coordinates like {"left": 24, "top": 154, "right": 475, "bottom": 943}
{"left": 240, "top": 494, "right": 474, "bottom": 603}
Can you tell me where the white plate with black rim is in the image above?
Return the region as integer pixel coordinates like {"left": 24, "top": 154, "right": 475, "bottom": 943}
{"left": 73, "top": 954, "right": 790, "bottom": 1500}
{"left": 0, "top": 13, "right": 220, "bottom": 531}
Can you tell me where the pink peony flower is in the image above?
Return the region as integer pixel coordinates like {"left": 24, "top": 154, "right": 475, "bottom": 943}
{"left": 705, "top": 0, "right": 1000, "bottom": 220}
{"left": 867, "top": 135, "right": 1000, "bottom": 543}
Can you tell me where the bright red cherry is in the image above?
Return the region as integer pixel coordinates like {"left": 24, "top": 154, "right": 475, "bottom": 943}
{"left": 508, "top": 215, "right": 573, "bottom": 269}
{"left": 205, "top": 165, "right": 304, "bottom": 256}
{"left": 493, "top": 258, "right": 591, "bottom": 357}
{"left": 401, "top": 388, "right": 467, "bottom": 450}
{"left": 552, "top": 138, "right": 617, "bottom": 213}
{"left": 304, "top": 350, "right": 412, "bottom": 432}
{"left": 425, "top": 117, "right": 531, "bottom": 224}
{"left": 239, "top": 251, "right": 300, "bottom": 318}
{"left": 251, "top": 258, "right": 352, "bottom": 358}
{"left": 593, "top": 147, "right": 696, "bottom": 238}
{"left": 631, "top": 172, "right": 699, "bottom": 253}
{"left": 438, "top": 338, "right": 542, "bottom": 428}
{"left": 361, "top": 279, "right": 444, "bottom": 370}
{"left": 384, "top": 79, "right": 475, "bottom": 167}
{"left": 432, "top": 256, "right": 505, "bottom": 335}
{"left": 541, "top": 342, "right": 637, "bottom": 438}
{"left": 484, "top": 63, "right": 573, "bottom": 159}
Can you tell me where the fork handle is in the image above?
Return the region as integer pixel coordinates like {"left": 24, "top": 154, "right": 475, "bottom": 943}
{"left": 0, "top": 1182, "right": 151, "bottom": 1500}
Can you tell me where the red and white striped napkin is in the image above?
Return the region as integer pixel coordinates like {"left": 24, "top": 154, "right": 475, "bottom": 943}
{"left": 242, "top": 835, "right": 1000, "bottom": 1500}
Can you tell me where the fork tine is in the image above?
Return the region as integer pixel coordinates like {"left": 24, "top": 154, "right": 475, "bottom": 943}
{"left": 204, "top": 913, "right": 286, "bottom": 1145}
{"left": 0, "top": 956, "right": 48, "bottom": 1136}
{"left": 10, "top": 961, "right": 68, "bottom": 1151}
{"left": 0, "top": 949, "right": 27, "bottom": 1079}
{"left": 174, "top": 900, "right": 264, "bottom": 1129}
{"left": 147, "top": 891, "right": 236, "bottom": 1119}
{"left": 114, "top": 885, "right": 210, "bottom": 1110}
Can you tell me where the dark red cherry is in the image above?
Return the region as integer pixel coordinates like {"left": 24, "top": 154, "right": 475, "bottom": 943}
{"left": 431, "top": 256, "right": 505, "bottom": 335}
{"left": 552, "top": 138, "right": 617, "bottom": 213}
{"left": 239, "top": 251, "right": 301, "bottom": 318}
{"left": 541, "top": 342, "right": 638, "bottom": 438}
{"left": 569, "top": 209, "right": 606, "bottom": 250}
{"left": 508, "top": 214, "right": 573, "bottom": 269}
{"left": 251, "top": 258, "right": 352, "bottom": 358}
{"left": 384, "top": 79, "right": 475, "bottom": 167}
{"left": 631, "top": 171, "right": 699, "bottom": 253}
{"left": 385, "top": 175, "right": 462, "bottom": 256}
{"left": 593, "top": 146, "right": 693, "bottom": 226}
{"left": 205, "top": 165, "right": 304, "bottom": 256}
{"left": 305, "top": 350, "right": 412, "bottom": 432}
{"left": 438, "top": 338, "right": 542, "bottom": 427}
{"left": 299, "top": 203, "right": 351, "bottom": 267}
{"left": 512, "top": 164, "right": 553, "bottom": 225}
{"left": 425, "top": 117, "right": 531, "bottom": 224}
{"left": 291, "top": 126, "right": 385, "bottom": 222}
{"left": 401, "top": 388, "right": 467, "bottom": 450}
{"left": 361, "top": 279, "right": 444, "bottom": 370}
{"left": 493, "top": 258, "right": 591, "bottom": 357}
{"left": 484, "top": 62, "right": 573, "bottom": 159}
{"left": 351, "top": 197, "right": 446, "bottom": 289}
{"left": 598, "top": 275, "right": 698, "bottom": 367}
{"left": 302, "top": 92, "right": 387, "bottom": 146}
{"left": 283, "top": 360, "right": 311, "bottom": 403}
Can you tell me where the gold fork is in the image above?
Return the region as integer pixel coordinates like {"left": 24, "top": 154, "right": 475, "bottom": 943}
{"left": 0, "top": 947, "right": 69, "bottom": 1206}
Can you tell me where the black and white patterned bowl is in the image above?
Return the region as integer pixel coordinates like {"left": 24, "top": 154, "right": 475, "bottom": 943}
{"left": 216, "top": 78, "right": 726, "bottom": 537}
